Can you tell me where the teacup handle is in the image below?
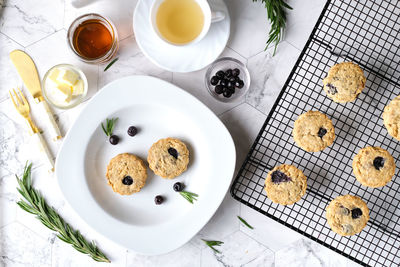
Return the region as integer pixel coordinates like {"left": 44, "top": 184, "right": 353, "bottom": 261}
{"left": 211, "top": 11, "right": 225, "bottom": 23}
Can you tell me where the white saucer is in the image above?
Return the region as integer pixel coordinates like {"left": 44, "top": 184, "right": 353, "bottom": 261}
{"left": 133, "top": 0, "right": 230, "bottom": 73}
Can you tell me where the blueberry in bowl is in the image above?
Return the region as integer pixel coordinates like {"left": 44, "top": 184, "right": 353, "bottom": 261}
{"left": 205, "top": 57, "right": 250, "bottom": 103}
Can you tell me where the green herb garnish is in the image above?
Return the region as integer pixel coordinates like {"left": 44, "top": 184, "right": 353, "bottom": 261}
{"left": 202, "top": 239, "right": 224, "bottom": 254}
{"left": 179, "top": 191, "right": 198, "bottom": 204}
{"left": 104, "top": 57, "right": 119, "bottom": 71}
{"left": 101, "top": 117, "right": 118, "bottom": 137}
{"left": 254, "top": 0, "right": 292, "bottom": 55}
{"left": 237, "top": 216, "right": 254, "bottom": 229}
{"left": 16, "top": 163, "right": 110, "bottom": 263}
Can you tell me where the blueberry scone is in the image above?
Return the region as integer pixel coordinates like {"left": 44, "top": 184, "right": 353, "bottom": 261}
{"left": 326, "top": 195, "right": 369, "bottom": 236}
{"left": 293, "top": 110, "right": 335, "bottom": 152}
{"left": 264, "top": 164, "right": 307, "bottom": 205}
{"left": 322, "top": 62, "right": 366, "bottom": 103}
{"left": 147, "top": 138, "right": 190, "bottom": 179}
{"left": 352, "top": 146, "right": 395, "bottom": 188}
{"left": 106, "top": 153, "right": 148, "bottom": 195}
{"left": 383, "top": 95, "right": 400, "bottom": 141}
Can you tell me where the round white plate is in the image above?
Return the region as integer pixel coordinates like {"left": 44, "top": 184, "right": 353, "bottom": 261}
{"left": 56, "top": 76, "right": 236, "bottom": 255}
{"left": 133, "top": 0, "right": 230, "bottom": 73}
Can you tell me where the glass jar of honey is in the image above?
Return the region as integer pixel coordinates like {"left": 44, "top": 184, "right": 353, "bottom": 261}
{"left": 67, "top": 14, "right": 118, "bottom": 63}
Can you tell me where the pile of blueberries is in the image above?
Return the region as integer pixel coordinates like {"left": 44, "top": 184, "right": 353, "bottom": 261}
{"left": 210, "top": 68, "right": 244, "bottom": 98}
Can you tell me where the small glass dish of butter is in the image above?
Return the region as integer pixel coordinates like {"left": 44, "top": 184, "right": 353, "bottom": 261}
{"left": 42, "top": 64, "right": 88, "bottom": 109}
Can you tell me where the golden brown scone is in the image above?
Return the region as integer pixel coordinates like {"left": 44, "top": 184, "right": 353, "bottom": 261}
{"left": 264, "top": 164, "right": 307, "bottom": 205}
{"left": 147, "top": 138, "right": 189, "bottom": 179}
{"left": 352, "top": 146, "right": 395, "bottom": 188}
{"left": 326, "top": 195, "right": 369, "bottom": 236}
{"left": 293, "top": 110, "right": 335, "bottom": 152}
{"left": 322, "top": 62, "right": 366, "bottom": 103}
{"left": 383, "top": 95, "right": 400, "bottom": 141}
{"left": 106, "top": 153, "right": 147, "bottom": 195}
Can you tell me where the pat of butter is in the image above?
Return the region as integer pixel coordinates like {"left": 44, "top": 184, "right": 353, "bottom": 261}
{"left": 48, "top": 68, "right": 61, "bottom": 83}
{"left": 58, "top": 69, "right": 79, "bottom": 86}
{"left": 52, "top": 83, "right": 72, "bottom": 103}
{"left": 72, "top": 79, "right": 84, "bottom": 96}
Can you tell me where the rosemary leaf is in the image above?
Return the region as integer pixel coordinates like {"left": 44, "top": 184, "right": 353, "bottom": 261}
{"left": 179, "top": 191, "right": 198, "bottom": 204}
{"left": 202, "top": 239, "right": 224, "bottom": 254}
{"left": 101, "top": 117, "right": 118, "bottom": 137}
{"left": 253, "top": 0, "right": 292, "bottom": 55}
{"left": 237, "top": 216, "right": 254, "bottom": 229}
{"left": 104, "top": 57, "right": 119, "bottom": 72}
{"left": 15, "top": 163, "right": 110, "bottom": 263}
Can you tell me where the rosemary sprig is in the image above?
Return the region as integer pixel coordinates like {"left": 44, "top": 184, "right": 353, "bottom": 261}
{"left": 202, "top": 239, "right": 224, "bottom": 254}
{"left": 179, "top": 191, "right": 198, "bottom": 204}
{"left": 254, "top": 0, "right": 292, "bottom": 55}
{"left": 101, "top": 117, "right": 118, "bottom": 137}
{"left": 16, "top": 163, "right": 110, "bottom": 263}
{"left": 104, "top": 57, "right": 119, "bottom": 72}
{"left": 237, "top": 216, "right": 254, "bottom": 229}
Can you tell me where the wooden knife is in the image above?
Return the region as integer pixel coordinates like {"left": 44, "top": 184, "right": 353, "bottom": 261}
{"left": 10, "top": 50, "right": 62, "bottom": 141}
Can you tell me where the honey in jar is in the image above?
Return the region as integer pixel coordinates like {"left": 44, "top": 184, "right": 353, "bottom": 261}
{"left": 72, "top": 19, "right": 113, "bottom": 59}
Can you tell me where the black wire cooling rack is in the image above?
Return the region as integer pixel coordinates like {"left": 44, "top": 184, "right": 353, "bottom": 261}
{"left": 230, "top": 1, "right": 400, "bottom": 266}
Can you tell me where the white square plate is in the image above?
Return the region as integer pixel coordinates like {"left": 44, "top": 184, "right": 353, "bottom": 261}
{"left": 55, "top": 76, "right": 236, "bottom": 255}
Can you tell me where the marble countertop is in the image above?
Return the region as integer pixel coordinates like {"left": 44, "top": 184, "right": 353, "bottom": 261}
{"left": 0, "top": 0, "right": 363, "bottom": 266}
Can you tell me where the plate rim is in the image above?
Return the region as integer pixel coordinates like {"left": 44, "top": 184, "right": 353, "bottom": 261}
{"left": 55, "top": 75, "right": 236, "bottom": 255}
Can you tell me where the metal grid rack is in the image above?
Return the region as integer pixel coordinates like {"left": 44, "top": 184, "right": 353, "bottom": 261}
{"left": 230, "top": 1, "right": 400, "bottom": 266}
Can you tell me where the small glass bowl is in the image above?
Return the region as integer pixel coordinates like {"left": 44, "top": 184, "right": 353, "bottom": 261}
{"left": 67, "top": 13, "right": 119, "bottom": 63}
{"left": 42, "top": 64, "right": 88, "bottom": 109}
{"left": 205, "top": 57, "right": 250, "bottom": 103}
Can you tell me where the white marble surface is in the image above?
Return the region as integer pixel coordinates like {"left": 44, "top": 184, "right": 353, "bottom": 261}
{"left": 0, "top": 0, "right": 364, "bottom": 266}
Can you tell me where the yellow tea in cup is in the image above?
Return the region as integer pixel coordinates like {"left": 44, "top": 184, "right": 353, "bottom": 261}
{"left": 156, "top": 0, "right": 205, "bottom": 45}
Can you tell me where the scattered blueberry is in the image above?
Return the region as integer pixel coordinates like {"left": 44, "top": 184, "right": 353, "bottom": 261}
{"left": 318, "top": 127, "right": 327, "bottom": 138}
{"left": 326, "top": 83, "right": 338, "bottom": 95}
{"left": 173, "top": 182, "right": 184, "bottom": 192}
{"left": 215, "top": 85, "right": 224, "bottom": 94}
{"left": 236, "top": 79, "right": 244, "bottom": 89}
{"left": 210, "top": 76, "right": 219, "bottom": 86}
{"left": 127, "top": 126, "right": 138, "bottom": 136}
{"left": 351, "top": 208, "right": 362, "bottom": 219}
{"left": 226, "top": 69, "right": 233, "bottom": 78}
{"left": 216, "top": 70, "right": 225, "bottom": 79}
{"left": 223, "top": 90, "right": 232, "bottom": 98}
{"left": 168, "top": 147, "right": 178, "bottom": 159}
{"left": 155, "top": 195, "right": 164, "bottom": 205}
{"left": 109, "top": 135, "right": 119, "bottom": 145}
{"left": 232, "top": 68, "right": 240, "bottom": 77}
{"left": 373, "top": 157, "right": 385, "bottom": 170}
{"left": 122, "top": 176, "right": 133, "bottom": 185}
{"left": 271, "top": 171, "right": 292, "bottom": 184}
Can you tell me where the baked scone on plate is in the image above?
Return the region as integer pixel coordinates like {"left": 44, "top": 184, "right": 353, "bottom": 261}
{"left": 147, "top": 137, "right": 190, "bottom": 179}
{"left": 106, "top": 153, "right": 147, "bottom": 195}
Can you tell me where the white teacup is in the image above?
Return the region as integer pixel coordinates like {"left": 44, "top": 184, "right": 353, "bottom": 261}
{"left": 150, "top": 0, "right": 225, "bottom": 46}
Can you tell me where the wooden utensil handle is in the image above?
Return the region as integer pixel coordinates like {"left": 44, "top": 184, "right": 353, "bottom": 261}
{"left": 37, "top": 101, "right": 62, "bottom": 141}
{"left": 32, "top": 133, "right": 54, "bottom": 172}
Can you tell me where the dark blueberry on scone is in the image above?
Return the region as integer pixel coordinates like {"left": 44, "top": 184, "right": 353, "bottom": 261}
{"left": 271, "top": 171, "right": 292, "bottom": 184}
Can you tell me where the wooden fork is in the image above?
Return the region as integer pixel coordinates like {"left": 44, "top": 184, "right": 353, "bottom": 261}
{"left": 9, "top": 88, "right": 54, "bottom": 172}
